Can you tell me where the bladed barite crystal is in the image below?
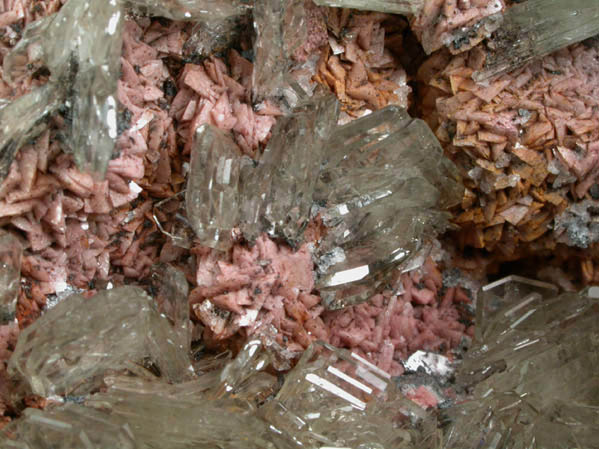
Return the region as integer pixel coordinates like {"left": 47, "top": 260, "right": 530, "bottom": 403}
{"left": 126, "top": 0, "right": 249, "bottom": 21}
{"left": 313, "top": 0, "right": 423, "bottom": 15}
{"left": 0, "top": 232, "right": 22, "bottom": 325}
{"left": 7, "top": 286, "right": 192, "bottom": 397}
{"left": 474, "top": 0, "right": 599, "bottom": 80}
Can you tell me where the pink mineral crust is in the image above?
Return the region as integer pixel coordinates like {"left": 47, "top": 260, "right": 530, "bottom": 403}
{"left": 412, "top": 0, "right": 505, "bottom": 54}
{"left": 191, "top": 235, "right": 327, "bottom": 352}
{"left": 292, "top": 0, "right": 328, "bottom": 63}
{"left": 405, "top": 385, "right": 440, "bottom": 409}
{"left": 324, "top": 258, "right": 472, "bottom": 376}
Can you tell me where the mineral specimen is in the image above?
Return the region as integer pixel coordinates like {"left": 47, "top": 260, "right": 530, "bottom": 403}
{"left": 314, "top": 106, "right": 463, "bottom": 309}
{"left": 0, "top": 232, "right": 22, "bottom": 325}
{"left": 8, "top": 286, "right": 193, "bottom": 397}
{"left": 126, "top": 0, "right": 249, "bottom": 21}
{"left": 186, "top": 125, "right": 248, "bottom": 250}
{"left": 2, "top": 0, "right": 124, "bottom": 180}
{"left": 474, "top": 0, "right": 599, "bottom": 81}
{"left": 0, "top": 403, "right": 137, "bottom": 449}
{"left": 313, "top": 0, "right": 423, "bottom": 15}
{"left": 443, "top": 277, "right": 599, "bottom": 448}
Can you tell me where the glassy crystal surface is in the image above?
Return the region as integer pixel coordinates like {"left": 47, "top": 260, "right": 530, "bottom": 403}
{"left": 314, "top": 106, "right": 463, "bottom": 309}
{"left": 240, "top": 94, "right": 339, "bottom": 243}
{"left": 313, "top": 0, "right": 423, "bottom": 15}
{"left": 474, "top": 0, "right": 599, "bottom": 80}
{"left": 186, "top": 125, "right": 248, "bottom": 249}
{"left": 0, "top": 84, "right": 63, "bottom": 183}
{"left": 443, "top": 279, "right": 599, "bottom": 449}
{"left": 2, "top": 0, "right": 124, "bottom": 179}
{"left": 262, "top": 340, "right": 429, "bottom": 448}
{"left": 0, "top": 404, "right": 137, "bottom": 449}
{"left": 252, "top": 0, "right": 307, "bottom": 101}
{"left": 126, "top": 0, "right": 249, "bottom": 21}
{"left": 8, "top": 286, "right": 192, "bottom": 397}
{"left": 0, "top": 232, "right": 22, "bottom": 324}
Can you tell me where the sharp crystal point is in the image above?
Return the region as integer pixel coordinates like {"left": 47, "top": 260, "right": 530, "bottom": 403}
{"left": 186, "top": 124, "right": 246, "bottom": 250}
{"left": 315, "top": 106, "right": 463, "bottom": 309}
{"left": 313, "top": 0, "right": 423, "bottom": 15}
{"left": 7, "top": 286, "right": 192, "bottom": 396}
{"left": 474, "top": 0, "right": 599, "bottom": 81}
{"left": 0, "top": 403, "right": 138, "bottom": 449}
{"left": 0, "top": 231, "right": 22, "bottom": 325}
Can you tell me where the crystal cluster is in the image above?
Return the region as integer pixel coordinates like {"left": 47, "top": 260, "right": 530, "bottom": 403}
{"left": 0, "top": 231, "right": 22, "bottom": 324}
{"left": 442, "top": 276, "right": 599, "bottom": 448}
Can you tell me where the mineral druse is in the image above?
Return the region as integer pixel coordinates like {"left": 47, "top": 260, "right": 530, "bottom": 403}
{"left": 314, "top": 106, "right": 463, "bottom": 309}
{"left": 474, "top": 0, "right": 599, "bottom": 80}
{"left": 8, "top": 286, "right": 192, "bottom": 397}
{"left": 313, "top": 0, "right": 423, "bottom": 15}
{"left": 0, "top": 0, "right": 124, "bottom": 181}
{"left": 443, "top": 276, "right": 599, "bottom": 448}
{"left": 0, "top": 403, "right": 138, "bottom": 449}
{"left": 0, "top": 232, "right": 22, "bottom": 325}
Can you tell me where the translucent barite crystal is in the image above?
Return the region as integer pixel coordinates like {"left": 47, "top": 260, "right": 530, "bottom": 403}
{"left": 125, "top": 0, "right": 249, "bottom": 21}
{"left": 0, "top": 404, "right": 137, "bottom": 449}
{"left": 251, "top": 0, "right": 308, "bottom": 101}
{"left": 443, "top": 277, "right": 599, "bottom": 449}
{"left": 186, "top": 125, "right": 248, "bottom": 249}
{"left": 313, "top": 0, "right": 423, "bottom": 15}
{"left": 240, "top": 94, "right": 339, "bottom": 243}
{"left": 314, "top": 106, "right": 463, "bottom": 309}
{"left": 0, "top": 232, "right": 22, "bottom": 324}
{"left": 1, "top": 0, "right": 124, "bottom": 180}
{"left": 474, "top": 0, "right": 599, "bottom": 81}
{"left": 262, "top": 340, "right": 429, "bottom": 448}
{"left": 8, "top": 286, "right": 192, "bottom": 397}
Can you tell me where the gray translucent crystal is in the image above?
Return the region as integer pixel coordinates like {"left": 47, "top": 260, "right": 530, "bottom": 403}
{"left": 474, "top": 0, "right": 599, "bottom": 81}
{"left": 0, "top": 403, "right": 137, "bottom": 449}
{"left": 8, "top": 286, "right": 192, "bottom": 397}
{"left": 252, "top": 0, "right": 308, "bottom": 101}
{"left": 314, "top": 106, "right": 463, "bottom": 309}
{"left": 2, "top": 0, "right": 124, "bottom": 180}
{"left": 0, "top": 231, "right": 22, "bottom": 324}
{"left": 186, "top": 125, "right": 248, "bottom": 250}
{"left": 126, "top": 0, "right": 249, "bottom": 21}
{"left": 313, "top": 0, "right": 423, "bottom": 15}
{"left": 443, "top": 279, "right": 599, "bottom": 448}
{"left": 0, "top": 84, "right": 64, "bottom": 183}
{"left": 240, "top": 94, "right": 339, "bottom": 243}
{"left": 262, "top": 340, "right": 429, "bottom": 449}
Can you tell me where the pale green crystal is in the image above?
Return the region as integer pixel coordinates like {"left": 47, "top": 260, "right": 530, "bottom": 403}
{"left": 126, "top": 0, "right": 249, "bottom": 21}
{"left": 314, "top": 106, "right": 462, "bottom": 309}
{"left": 1, "top": 0, "right": 123, "bottom": 181}
{"left": 474, "top": 0, "right": 599, "bottom": 81}
{"left": 0, "top": 404, "right": 137, "bottom": 449}
{"left": 8, "top": 286, "right": 192, "bottom": 397}
{"left": 186, "top": 124, "right": 248, "bottom": 249}
{"left": 0, "top": 231, "right": 22, "bottom": 324}
{"left": 313, "top": 0, "right": 423, "bottom": 15}
{"left": 240, "top": 94, "right": 339, "bottom": 243}
{"left": 443, "top": 278, "right": 599, "bottom": 449}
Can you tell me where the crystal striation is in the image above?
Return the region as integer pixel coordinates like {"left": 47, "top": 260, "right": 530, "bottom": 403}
{"left": 313, "top": 0, "right": 423, "bottom": 15}
{"left": 314, "top": 106, "right": 463, "bottom": 309}
{"left": 8, "top": 286, "right": 192, "bottom": 397}
{"left": 0, "top": 403, "right": 137, "bottom": 449}
{"left": 0, "top": 232, "right": 22, "bottom": 325}
{"left": 442, "top": 277, "right": 599, "bottom": 449}
{"left": 186, "top": 124, "right": 248, "bottom": 249}
{"left": 1, "top": 0, "right": 124, "bottom": 181}
{"left": 474, "top": 0, "right": 599, "bottom": 81}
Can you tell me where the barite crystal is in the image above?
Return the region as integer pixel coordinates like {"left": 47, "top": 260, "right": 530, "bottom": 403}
{"left": 1, "top": 0, "right": 124, "bottom": 181}
{"left": 442, "top": 277, "right": 599, "bottom": 448}
{"left": 126, "top": 0, "right": 249, "bottom": 21}
{"left": 240, "top": 94, "right": 339, "bottom": 243}
{"left": 0, "top": 232, "right": 22, "bottom": 325}
{"left": 314, "top": 106, "right": 463, "bottom": 309}
{"left": 0, "top": 403, "right": 137, "bottom": 449}
{"left": 186, "top": 125, "right": 248, "bottom": 249}
{"left": 8, "top": 286, "right": 192, "bottom": 397}
{"left": 474, "top": 0, "right": 599, "bottom": 80}
{"left": 313, "top": 0, "right": 423, "bottom": 15}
